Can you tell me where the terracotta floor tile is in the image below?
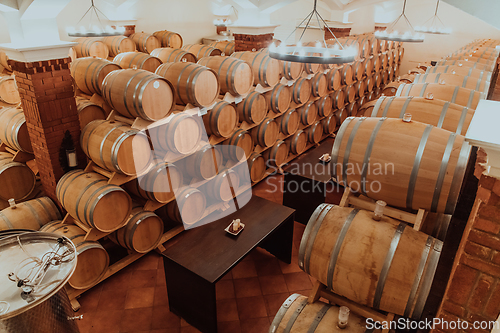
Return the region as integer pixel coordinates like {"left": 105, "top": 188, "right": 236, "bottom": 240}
{"left": 180, "top": 326, "right": 202, "bottom": 333}
{"left": 221, "top": 271, "right": 233, "bottom": 280}
{"left": 234, "top": 277, "right": 262, "bottom": 298}
{"left": 154, "top": 285, "right": 169, "bottom": 307}
{"left": 236, "top": 296, "right": 268, "bottom": 320}
{"left": 77, "top": 311, "right": 94, "bottom": 333}
{"left": 255, "top": 258, "right": 282, "bottom": 276}
{"left": 129, "top": 269, "right": 158, "bottom": 289}
{"left": 156, "top": 267, "right": 166, "bottom": 287}
{"left": 77, "top": 283, "right": 102, "bottom": 314}
{"left": 259, "top": 275, "right": 288, "bottom": 295}
{"left": 130, "top": 252, "right": 160, "bottom": 270}
{"left": 263, "top": 293, "right": 290, "bottom": 318}
{"left": 101, "top": 269, "right": 133, "bottom": 291}
{"left": 149, "top": 329, "right": 180, "bottom": 333}
{"left": 91, "top": 309, "right": 123, "bottom": 333}
{"left": 216, "top": 298, "right": 239, "bottom": 322}
{"left": 180, "top": 318, "right": 190, "bottom": 327}
{"left": 119, "top": 307, "right": 153, "bottom": 332}
{"left": 279, "top": 258, "right": 302, "bottom": 274}
{"left": 151, "top": 306, "right": 181, "bottom": 330}
{"left": 216, "top": 279, "right": 235, "bottom": 300}
{"left": 250, "top": 247, "right": 275, "bottom": 262}
{"left": 231, "top": 260, "right": 257, "bottom": 279}
{"left": 97, "top": 288, "right": 127, "bottom": 311}
{"left": 125, "top": 287, "right": 156, "bottom": 309}
{"left": 217, "top": 321, "right": 241, "bottom": 333}
{"left": 284, "top": 272, "right": 313, "bottom": 293}
{"left": 240, "top": 317, "right": 271, "bottom": 333}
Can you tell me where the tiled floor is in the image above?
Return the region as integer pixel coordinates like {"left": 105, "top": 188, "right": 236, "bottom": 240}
{"left": 75, "top": 174, "right": 342, "bottom": 333}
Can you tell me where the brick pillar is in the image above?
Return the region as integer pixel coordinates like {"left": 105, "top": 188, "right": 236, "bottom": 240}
{"left": 432, "top": 149, "right": 500, "bottom": 333}
{"left": 234, "top": 33, "right": 274, "bottom": 52}
{"left": 325, "top": 27, "right": 351, "bottom": 39}
{"left": 10, "top": 58, "right": 85, "bottom": 203}
{"left": 375, "top": 26, "right": 387, "bottom": 32}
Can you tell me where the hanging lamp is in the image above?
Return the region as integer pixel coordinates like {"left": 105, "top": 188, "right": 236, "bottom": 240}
{"left": 374, "top": 0, "right": 425, "bottom": 43}
{"left": 268, "top": 0, "right": 357, "bottom": 65}
{"left": 414, "top": 0, "right": 452, "bottom": 34}
{"left": 66, "top": 0, "right": 125, "bottom": 37}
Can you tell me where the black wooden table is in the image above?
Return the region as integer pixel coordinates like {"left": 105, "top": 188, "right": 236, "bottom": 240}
{"left": 161, "top": 193, "right": 295, "bottom": 333}
{"left": 282, "top": 138, "right": 340, "bottom": 224}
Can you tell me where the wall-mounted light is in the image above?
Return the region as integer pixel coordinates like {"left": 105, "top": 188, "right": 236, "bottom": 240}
{"left": 66, "top": 148, "right": 78, "bottom": 168}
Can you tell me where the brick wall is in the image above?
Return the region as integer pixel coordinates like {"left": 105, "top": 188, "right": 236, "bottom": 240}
{"left": 325, "top": 27, "right": 351, "bottom": 39}
{"left": 10, "top": 57, "right": 85, "bottom": 203}
{"left": 432, "top": 150, "right": 500, "bottom": 333}
{"left": 234, "top": 33, "right": 274, "bottom": 52}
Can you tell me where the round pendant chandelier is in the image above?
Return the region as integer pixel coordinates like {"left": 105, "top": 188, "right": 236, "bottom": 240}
{"left": 268, "top": 0, "right": 357, "bottom": 65}
{"left": 66, "top": 0, "right": 125, "bottom": 37}
{"left": 414, "top": 0, "right": 452, "bottom": 35}
{"left": 374, "top": 0, "right": 425, "bottom": 43}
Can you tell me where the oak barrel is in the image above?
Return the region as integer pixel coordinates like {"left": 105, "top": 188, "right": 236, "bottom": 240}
{"left": 166, "top": 187, "right": 206, "bottom": 226}
{"left": 109, "top": 206, "right": 164, "bottom": 253}
{"left": 426, "top": 65, "right": 490, "bottom": 79}
{"left": 306, "top": 121, "right": 323, "bottom": 144}
{"left": 102, "top": 36, "right": 136, "bottom": 57}
{"left": 316, "top": 95, "right": 333, "bottom": 117}
{"left": 381, "top": 82, "right": 402, "bottom": 96}
{"left": 311, "top": 72, "right": 328, "bottom": 97}
{"left": 0, "top": 76, "right": 20, "bottom": 104}
{"left": 0, "top": 51, "right": 11, "bottom": 71}
{"left": 231, "top": 51, "right": 280, "bottom": 88}
{"left": 264, "top": 84, "right": 291, "bottom": 114}
{"left": 298, "top": 101, "right": 318, "bottom": 126}
{"left": 74, "top": 38, "right": 109, "bottom": 59}
{"left": 75, "top": 97, "right": 106, "bottom": 131}
{"left": 279, "top": 109, "right": 300, "bottom": 136}
{"left": 40, "top": 221, "right": 109, "bottom": 290}
{"left": 149, "top": 113, "right": 202, "bottom": 154}
{"left": 184, "top": 144, "right": 223, "bottom": 180}
{"left": 251, "top": 117, "right": 279, "bottom": 147}
{"left": 331, "top": 89, "right": 345, "bottom": 109}
{"left": 291, "top": 77, "right": 311, "bottom": 105}
{"left": 341, "top": 63, "right": 353, "bottom": 85}
{"left": 0, "top": 152, "right": 36, "bottom": 201}
{"left": 287, "top": 130, "right": 307, "bottom": 155}
{"left": 129, "top": 33, "right": 161, "bottom": 54}
{"left": 331, "top": 117, "right": 471, "bottom": 214}
{"left": 247, "top": 152, "right": 266, "bottom": 182}
{"left": 101, "top": 69, "right": 175, "bottom": 121}
{"left": 264, "top": 140, "right": 289, "bottom": 168}
{"left": 156, "top": 62, "right": 219, "bottom": 107}
{"left": 222, "top": 129, "right": 254, "bottom": 162}
{"left": 344, "top": 84, "right": 357, "bottom": 103}
{"left": 299, "top": 204, "right": 443, "bottom": 319}
{"left": 236, "top": 91, "right": 267, "bottom": 124}
{"left": 327, "top": 67, "right": 343, "bottom": 91}
{"left": 81, "top": 120, "right": 153, "bottom": 175}
{"left": 0, "top": 197, "right": 61, "bottom": 231}
{"left": 56, "top": 170, "right": 132, "bottom": 232}
{"left": 322, "top": 113, "right": 339, "bottom": 135}
{"left": 281, "top": 60, "right": 303, "bottom": 80}
{"left": 355, "top": 80, "right": 366, "bottom": 98}
{"left": 113, "top": 52, "right": 162, "bottom": 72}
{"left": 182, "top": 44, "right": 222, "bottom": 58}
{"left": 153, "top": 30, "right": 183, "bottom": 49}
{"left": 150, "top": 48, "right": 196, "bottom": 63}
{"left": 0, "top": 106, "right": 33, "bottom": 153}
{"left": 206, "top": 169, "right": 240, "bottom": 202}
{"left": 412, "top": 72, "right": 490, "bottom": 94}
{"left": 208, "top": 41, "right": 235, "bottom": 56}
{"left": 197, "top": 56, "right": 253, "bottom": 96}
{"left": 70, "top": 57, "right": 121, "bottom": 95}
{"left": 202, "top": 101, "right": 238, "bottom": 138}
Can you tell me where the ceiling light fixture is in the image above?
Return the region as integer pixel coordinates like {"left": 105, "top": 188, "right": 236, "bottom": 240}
{"left": 414, "top": 0, "right": 452, "bottom": 35}
{"left": 66, "top": 0, "right": 125, "bottom": 37}
{"left": 268, "top": 0, "right": 357, "bottom": 64}
{"left": 374, "top": 0, "right": 425, "bottom": 43}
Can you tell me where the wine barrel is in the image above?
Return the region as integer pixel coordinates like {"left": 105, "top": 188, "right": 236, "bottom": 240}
{"left": 75, "top": 97, "right": 107, "bottom": 131}
{"left": 182, "top": 44, "right": 222, "bottom": 58}
{"left": 113, "top": 52, "right": 162, "bottom": 72}
{"left": 287, "top": 130, "right": 307, "bottom": 155}
{"left": 426, "top": 65, "right": 490, "bottom": 79}
{"left": 184, "top": 144, "right": 223, "bottom": 180}
{"left": 327, "top": 67, "right": 342, "bottom": 91}
{"left": 291, "top": 77, "right": 311, "bottom": 105}
{"left": 0, "top": 51, "right": 11, "bottom": 71}
{"left": 109, "top": 206, "right": 164, "bottom": 253}
{"left": 355, "top": 80, "right": 366, "bottom": 98}
{"left": 395, "top": 83, "right": 485, "bottom": 109}
{"left": 153, "top": 30, "right": 183, "bottom": 49}
{"left": 166, "top": 187, "right": 206, "bottom": 226}
{"left": 236, "top": 91, "right": 267, "bottom": 125}
{"left": 365, "top": 74, "right": 375, "bottom": 92}
{"left": 311, "top": 72, "right": 328, "bottom": 97}
{"left": 222, "top": 129, "right": 254, "bottom": 162}
{"left": 0, "top": 153, "right": 36, "bottom": 201}
{"left": 331, "top": 117, "right": 471, "bottom": 214}
{"left": 156, "top": 62, "right": 219, "bottom": 107}
{"left": 399, "top": 74, "right": 414, "bottom": 84}
{"left": 270, "top": 294, "right": 381, "bottom": 333}
{"left": 231, "top": 52, "right": 280, "bottom": 88}
{"left": 281, "top": 60, "right": 303, "bottom": 80}
{"left": 203, "top": 101, "right": 238, "bottom": 138}
{"left": 264, "top": 140, "right": 289, "bottom": 168}
{"left": 81, "top": 120, "right": 153, "bottom": 175}
{"left": 347, "top": 101, "right": 359, "bottom": 117}
{"left": 56, "top": 170, "right": 132, "bottom": 232}
{"left": 149, "top": 113, "right": 202, "bottom": 154}
{"left": 363, "top": 96, "right": 474, "bottom": 136}
{"left": 331, "top": 89, "right": 345, "bottom": 109}
{"left": 40, "top": 221, "right": 109, "bottom": 290}
{"left": 322, "top": 113, "right": 338, "bottom": 135}
{"left": 381, "top": 82, "right": 402, "bottom": 96}
{"left": 279, "top": 109, "right": 300, "bottom": 136}
{"left": 197, "top": 56, "right": 253, "bottom": 96}
{"left": 129, "top": 33, "right": 161, "bottom": 54}
{"left": 352, "top": 60, "right": 365, "bottom": 81}
{"left": 125, "top": 160, "right": 183, "bottom": 203}
{"left": 344, "top": 84, "right": 356, "bottom": 103}
{"left": 150, "top": 48, "right": 196, "bottom": 63}
{"left": 381, "top": 52, "right": 389, "bottom": 69}
{"left": 208, "top": 41, "right": 235, "bottom": 56}
{"left": 101, "top": 69, "right": 175, "bottom": 121}
{"left": 206, "top": 169, "right": 240, "bottom": 202}
{"left": 316, "top": 95, "right": 333, "bottom": 117}
{"left": 306, "top": 121, "right": 323, "bottom": 144}
{"left": 337, "top": 38, "right": 367, "bottom": 58}
{"left": 445, "top": 56, "right": 495, "bottom": 67}
{"left": 412, "top": 72, "right": 490, "bottom": 94}
{"left": 74, "top": 38, "right": 109, "bottom": 59}
{"left": 0, "top": 106, "right": 33, "bottom": 153}
{"left": 247, "top": 152, "right": 266, "bottom": 182}
{"left": 102, "top": 36, "right": 136, "bottom": 57}
{"left": 251, "top": 117, "right": 279, "bottom": 147}
{"left": 298, "top": 101, "right": 318, "bottom": 126}
{"left": 0, "top": 197, "right": 60, "bottom": 231}
{"left": 299, "top": 204, "right": 443, "bottom": 319}
{"left": 365, "top": 56, "right": 375, "bottom": 74}
{"left": 264, "top": 84, "right": 291, "bottom": 114}
{"left": 0, "top": 76, "right": 20, "bottom": 104}
{"left": 341, "top": 63, "right": 353, "bottom": 85}
{"left": 70, "top": 57, "right": 121, "bottom": 95}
